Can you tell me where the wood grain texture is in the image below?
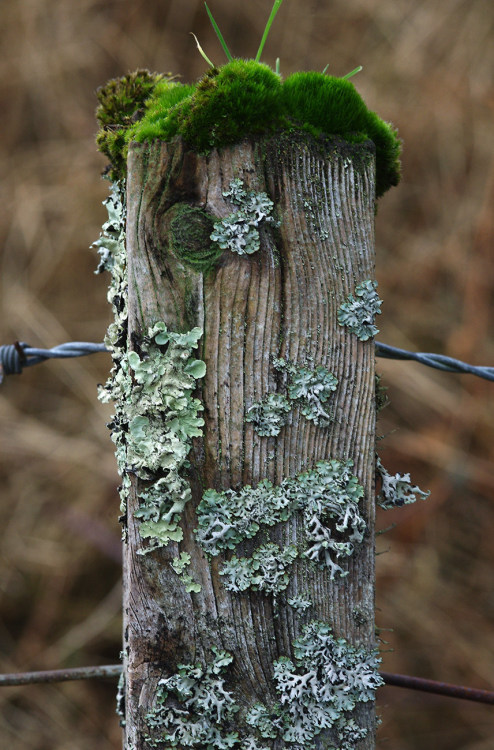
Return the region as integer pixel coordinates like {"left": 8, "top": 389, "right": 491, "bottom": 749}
{"left": 124, "top": 132, "right": 377, "bottom": 748}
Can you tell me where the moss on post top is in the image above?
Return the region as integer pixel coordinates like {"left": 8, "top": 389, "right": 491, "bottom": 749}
{"left": 96, "top": 60, "right": 401, "bottom": 197}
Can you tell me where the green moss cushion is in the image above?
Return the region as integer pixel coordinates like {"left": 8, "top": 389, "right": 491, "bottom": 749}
{"left": 97, "top": 61, "right": 401, "bottom": 197}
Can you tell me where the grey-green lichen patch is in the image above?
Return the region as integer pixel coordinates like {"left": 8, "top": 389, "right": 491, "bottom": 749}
{"left": 144, "top": 647, "right": 239, "bottom": 748}
{"left": 376, "top": 455, "right": 430, "bottom": 509}
{"left": 245, "top": 392, "right": 291, "bottom": 436}
{"left": 195, "top": 459, "right": 365, "bottom": 580}
{"left": 99, "top": 321, "right": 206, "bottom": 553}
{"left": 246, "top": 620, "right": 383, "bottom": 748}
{"left": 242, "top": 738, "right": 271, "bottom": 750}
{"left": 92, "top": 180, "right": 128, "bottom": 511}
{"left": 92, "top": 180, "right": 127, "bottom": 354}
{"left": 171, "top": 552, "right": 201, "bottom": 594}
{"left": 210, "top": 178, "right": 277, "bottom": 256}
{"left": 274, "top": 358, "right": 338, "bottom": 427}
{"left": 220, "top": 543, "right": 298, "bottom": 598}
{"left": 337, "top": 279, "right": 382, "bottom": 341}
{"left": 143, "top": 625, "right": 381, "bottom": 749}
{"left": 287, "top": 595, "right": 312, "bottom": 612}
{"left": 246, "top": 359, "right": 338, "bottom": 438}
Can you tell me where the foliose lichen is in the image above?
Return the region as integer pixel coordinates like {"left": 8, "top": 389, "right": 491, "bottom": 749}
{"left": 92, "top": 180, "right": 128, "bottom": 511}
{"left": 242, "top": 738, "right": 271, "bottom": 750}
{"left": 196, "top": 459, "right": 365, "bottom": 580}
{"left": 171, "top": 552, "right": 201, "bottom": 594}
{"left": 274, "top": 358, "right": 338, "bottom": 427}
{"left": 99, "top": 321, "right": 206, "bottom": 553}
{"left": 287, "top": 595, "right": 312, "bottom": 612}
{"left": 245, "top": 392, "right": 292, "bottom": 436}
{"left": 246, "top": 358, "right": 338, "bottom": 437}
{"left": 116, "top": 670, "right": 126, "bottom": 727}
{"left": 246, "top": 620, "right": 383, "bottom": 748}
{"left": 144, "top": 622, "right": 382, "bottom": 749}
{"left": 210, "top": 178, "right": 277, "bottom": 256}
{"left": 337, "top": 279, "right": 382, "bottom": 341}
{"left": 144, "top": 647, "right": 239, "bottom": 748}
{"left": 220, "top": 542, "right": 298, "bottom": 598}
{"left": 376, "top": 456, "right": 430, "bottom": 509}
{"left": 94, "top": 188, "right": 207, "bottom": 554}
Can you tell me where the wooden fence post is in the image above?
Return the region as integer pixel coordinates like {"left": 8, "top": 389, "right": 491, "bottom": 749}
{"left": 121, "top": 130, "right": 380, "bottom": 749}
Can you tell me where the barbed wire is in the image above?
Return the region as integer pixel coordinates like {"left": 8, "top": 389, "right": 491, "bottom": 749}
{"left": 0, "top": 664, "right": 492, "bottom": 705}
{"left": 375, "top": 342, "right": 494, "bottom": 382}
{"left": 0, "top": 341, "right": 108, "bottom": 383}
{"left": 1, "top": 339, "right": 492, "bottom": 709}
{"left": 1, "top": 339, "right": 493, "bottom": 383}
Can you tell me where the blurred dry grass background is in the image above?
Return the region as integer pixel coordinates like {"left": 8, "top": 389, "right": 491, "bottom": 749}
{"left": 0, "top": 0, "right": 493, "bottom": 747}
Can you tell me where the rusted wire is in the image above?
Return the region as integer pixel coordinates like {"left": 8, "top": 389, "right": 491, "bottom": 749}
{"left": 381, "top": 671, "right": 494, "bottom": 705}
{"left": 0, "top": 665, "right": 493, "bottom": 706}
{"left": 0, "top": 664, "right": 122, "bottom": 687}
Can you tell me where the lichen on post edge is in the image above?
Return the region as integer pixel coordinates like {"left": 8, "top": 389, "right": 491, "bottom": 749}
{"left": 94, "top": 181, "right": 206, "bottom": 565}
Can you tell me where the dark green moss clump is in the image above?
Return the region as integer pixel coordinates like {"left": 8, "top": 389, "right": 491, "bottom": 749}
{"left": 168, "top": 204, "right": 223, "bottom": 273}
{"left": 95, "top": 69, "right": 172, "bottom": 180}
{"left": 96, "top": 60, "right": 401, "bottom": 197}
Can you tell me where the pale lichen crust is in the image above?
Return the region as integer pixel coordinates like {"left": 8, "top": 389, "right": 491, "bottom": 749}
{"left": 196, "top": 459, "right": 365, "bottom": 581}
{"left": 92, "top": 180, "right": 128, "bottom": 512}
{"left": 246, "top": 358, "right": 338, "bottom": 437}
{"left": 337, "top": 279, "right": 382, "bottom": 341}
{"left": 274, "top": 357, "right": 338, "bottom": 426}
{"left": 210, "top": 178, "right": 277, "bottom": 256}
{"left": 376, "top": 455, "right": 430, "bottom": 509}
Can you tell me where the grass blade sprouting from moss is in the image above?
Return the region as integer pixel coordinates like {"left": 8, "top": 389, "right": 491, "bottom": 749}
{"left": 190, "top": 32, "right": 215, "bottom": 67}
{"left": 342, "top": 65, "right": 363, "bottom": 79}
{"left": 255, "top": 0, "right": 284, "bottom": 63}
{"left": 205, "top": 2, "right": 233, "bottom": 61}
{"left": 322, "top": 63, "right": 330, "bottom": 74}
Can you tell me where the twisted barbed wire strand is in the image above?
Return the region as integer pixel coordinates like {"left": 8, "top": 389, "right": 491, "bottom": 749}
{"left": 0, "top": 340, "right": 493, "bottom": 382}
{"left": 375, "top": 341, "right": 494, "bottom": 382}
{"left": 0, "top": 342, "right": 108, "bottom": 382}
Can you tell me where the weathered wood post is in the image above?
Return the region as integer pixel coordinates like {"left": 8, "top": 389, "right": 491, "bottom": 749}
{"left": 121, "top": 130, "right": 380, "bottom": 748}
{"left": 95, "top": 61, "right": 400, "bottom": 750}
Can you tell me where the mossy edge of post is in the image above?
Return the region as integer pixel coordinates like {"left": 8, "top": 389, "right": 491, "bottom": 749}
{"left": 96, "top": 60, "right": 401, "bottom": 197}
